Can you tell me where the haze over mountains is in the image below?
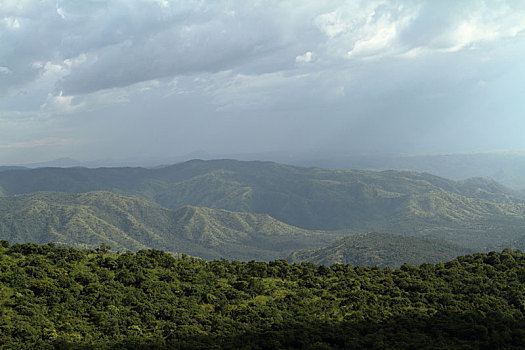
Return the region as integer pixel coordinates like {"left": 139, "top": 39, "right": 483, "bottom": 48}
{"left": 1, "top": 159, "right": 525, "bottom": 266}
{"left": 292, "top": 152, "right": 525, "bottom": 191}
{"left": 12, "top": 151, "right": 525, "bottom": 191}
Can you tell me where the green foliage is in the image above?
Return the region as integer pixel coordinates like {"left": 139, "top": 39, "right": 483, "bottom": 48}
{"left": 0, "top": 191, "right": 339, "bottom": 261}
{"left": 1, "top": 243, "right": 525, "bottom": 348}
{"left": 0, "top": 160, "right": 524, "bottom": 249}
{"left": 288, "top": 232, "right": 472, "bottom": 268}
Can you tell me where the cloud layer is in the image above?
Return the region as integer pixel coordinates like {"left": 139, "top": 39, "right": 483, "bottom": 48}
{"left": 1, "top": 0, "right": 525, "bottom": 163}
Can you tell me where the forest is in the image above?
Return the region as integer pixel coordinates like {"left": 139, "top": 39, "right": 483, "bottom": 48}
{"left": 1, "top": 242, "right": 525, "bottom": 349}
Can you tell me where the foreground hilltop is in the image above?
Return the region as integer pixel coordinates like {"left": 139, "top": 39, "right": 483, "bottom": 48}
{"left": 0, "top": 242, "right": 524, "bottom": 349}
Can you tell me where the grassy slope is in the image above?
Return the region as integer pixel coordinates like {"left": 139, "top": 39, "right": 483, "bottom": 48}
{"left": 0, "top": 191, "right": 339, "bottom": 260}
{"left": 288, "top": 232, "right": 472, "bottom": 268}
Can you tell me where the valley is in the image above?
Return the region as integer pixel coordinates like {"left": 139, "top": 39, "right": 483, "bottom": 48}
{"left": 0, "top": 159, "right": 525, "bottom": 267}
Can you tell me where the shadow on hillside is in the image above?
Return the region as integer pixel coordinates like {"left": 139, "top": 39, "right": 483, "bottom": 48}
{"left": 54, "top": 310, "right": 525, "bottom": 350}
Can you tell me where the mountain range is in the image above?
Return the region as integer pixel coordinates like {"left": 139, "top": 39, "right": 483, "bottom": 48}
{"left": 0, "top": 159, "right": 525, "bottom": 265}
{"left": 12, "top": 151, "right": 525, "bottom": 190}
{"left": 0, "top": 191, "right": 341, "bottom": 261}
{"left": 287, "top": 152, "right": 525, "bottom": 191}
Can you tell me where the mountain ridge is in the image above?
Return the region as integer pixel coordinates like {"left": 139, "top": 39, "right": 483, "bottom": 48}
{"left": 0, "top": 159, "right": 525, "bottom": 249}
{"left": 0, "top": 190, "right": 341, "bottom": 260}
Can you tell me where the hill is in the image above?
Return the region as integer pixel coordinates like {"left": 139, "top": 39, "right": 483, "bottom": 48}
{"left": 0, "top": 191, "right": 339, "bottom": 260}
{"left": 290, "top": 152, "right": 525, "bottom": 190}
{"left": 0, "top": 166, "right": 25, "bottom": 172}
{"left": 288, "top": 232, "right": 472, "bottom": 268}
{"left": 1, "top": 243, "right": 525, "bottom": 349}
{"left": 0, "top": 160, "right": 524, "bottom": 248}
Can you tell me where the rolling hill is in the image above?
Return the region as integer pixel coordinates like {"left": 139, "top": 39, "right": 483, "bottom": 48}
{"left": 0, "top": 160, "right": 524, "bottom": 248}
{"left": 288, "top": 232, "right": 472, "bottom": 268}
{"left": 291, "top": 152, "right": 525, "bottom": 190}
{"left": 0, "top": 191, "right": 340, "bottom": 260}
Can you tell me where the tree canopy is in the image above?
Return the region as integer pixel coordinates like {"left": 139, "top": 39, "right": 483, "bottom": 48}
{"left": 1, "top": 242, "right": 525, "bottom": 349}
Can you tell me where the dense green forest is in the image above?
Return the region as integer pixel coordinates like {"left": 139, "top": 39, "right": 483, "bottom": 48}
{"left": 1, "top": 160, "right": 525, "bottom": 250}
{"left": 1, "top": 242, "right": 525, "bottom": 349}
{"left": 288, "top": 232, "right": 472, "bottom": 267}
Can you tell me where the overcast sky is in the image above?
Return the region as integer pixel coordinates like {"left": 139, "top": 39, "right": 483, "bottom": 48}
{"left": 1, "top": 0, "right": 525, "bottom": 164}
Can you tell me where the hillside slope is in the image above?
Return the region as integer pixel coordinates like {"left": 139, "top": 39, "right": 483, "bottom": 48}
{"left": 288, "top": 232, "right": 472, "bottom": 268}
{"left": 0, "top": 160, "right": 524, "bottom": 248}
{"left": 291, "top": 152, "right": 525, "bottom": 190}
{"left": 0, "top": 191, "right": 339, "bottom": 260}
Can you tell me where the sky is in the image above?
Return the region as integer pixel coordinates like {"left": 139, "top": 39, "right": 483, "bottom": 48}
{"left": 1, "top": 0, "right": 525, "bottom": 165}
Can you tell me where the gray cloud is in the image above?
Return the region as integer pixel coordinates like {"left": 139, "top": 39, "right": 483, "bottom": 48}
{"left": 1, "top": 0, "right": 525, "bottom": 163}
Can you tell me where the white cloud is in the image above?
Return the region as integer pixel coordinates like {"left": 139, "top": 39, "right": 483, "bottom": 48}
{"left": 441, "top": 5, "right": 525, "bottom": 52}
{"left": 296, "top": 51, "right": 313, "bottom": 63}
{"left": 40, "top": 91, "right": 85, "bottom": 114}
{"left": 155, "top": 0, "right": 170, "bottom": 9}
{"left": 348, "top": 22, "right": 398, "bottom": 58}
{"left": 2, "top": 16, "right": 20, "bottom": 30}
{"left": 314, "top": 10, "right": 348, "bottom": 38}
{"left": 56, "top": 6, "right": 66, "bottom": 19}
{"left": 315, "top": 1, "right": 420, "bottom": 60}
{"left": 403, "top": 1, "right": 525, "bottom": 54}
{"left": 348, "top": 7, "right": 418, "bottom": 59}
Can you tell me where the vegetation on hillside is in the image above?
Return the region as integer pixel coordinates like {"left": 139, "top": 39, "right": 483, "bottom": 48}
{"left": 1, "top": 243, "right": 525, "bottom": 349}
{"left": 0, "top": 160, "right": 524, "bottom": 248}
{"left": 295, "top": 152, "right": 525, "bottom": 191}
{"left": 0, "top": 191, "right": 339, "bottom": 261}
{"left": 288, "top": 232, "right": 472, "bottom": 268}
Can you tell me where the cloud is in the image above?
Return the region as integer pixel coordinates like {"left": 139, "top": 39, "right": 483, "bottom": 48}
{"left": 3, "top": 17, "right": 20, "bottom": 30}
{"left": 398, "top": 1, "right": 525, "bottom": 53}
{"left": 40, "top": 91, "right": 85, "bottom": 114}
{"left": 2, "top": 0, "right": 524, "bottom": 100}
{"left": 296, "top": 51, "right": 313, "bottom": 63}
{"left": 208, "top": 68, "right": 351, "bottom": 113}
{"left": 441, "top": 4, "right": 525, "bottom": 52}
{"left": 1, "top": 0, "right": 525, "bottom": 162}
{"left": 314, "top": 1, "right": 419, "bottom": 60}
{"left": 0, "top": 137, "right": 75, "bottom": 149}
{"left": 24, "top": 1, "right": 295, "bottom": 95}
